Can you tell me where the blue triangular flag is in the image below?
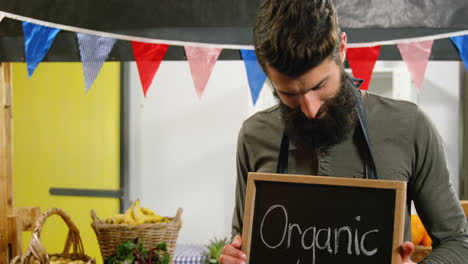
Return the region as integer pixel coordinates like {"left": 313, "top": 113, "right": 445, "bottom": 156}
{"left": 22, "top": 22, "right": 61, "bottom": 78}
{"left": 77, "top": 33, "right": 116, "bottom": 92}
{"left": 450, "top": 35, "right": 468, "bottom": 72}
{"left": 241, "top": 49, "right": 267, "bottom": 105}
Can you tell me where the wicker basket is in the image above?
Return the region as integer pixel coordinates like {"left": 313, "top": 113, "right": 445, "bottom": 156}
{"left": 91, "top": 208, "right": 182, "bottom": 264}
{"left": 412, "top": 245, "right": 432, "bottom": 263}
{"left": 10, "top": 207, "right": 96, "bottom": 264}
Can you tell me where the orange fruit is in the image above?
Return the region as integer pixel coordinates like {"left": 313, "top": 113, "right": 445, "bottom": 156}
{"left": 421, "top": 231, "right": 432, "bottom": 247}
{"left": 411, "top": 214, "right": 424, "bottom": 245}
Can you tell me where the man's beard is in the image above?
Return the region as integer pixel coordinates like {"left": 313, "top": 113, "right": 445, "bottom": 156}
{"left": 276, "top": 69, "right": 359, "bottom": 151}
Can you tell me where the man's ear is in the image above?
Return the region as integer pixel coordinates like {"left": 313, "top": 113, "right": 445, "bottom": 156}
{"left": 340, "top": 32, "right": 347, "bottom": 63}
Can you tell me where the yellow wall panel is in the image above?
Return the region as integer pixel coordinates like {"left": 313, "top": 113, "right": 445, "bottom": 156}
{"left": 12, "top": 62, "right": 120, "bottom": 264}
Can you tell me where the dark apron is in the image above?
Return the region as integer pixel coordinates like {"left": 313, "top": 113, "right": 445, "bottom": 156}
{"left": 276, "top": 78, "right": 378, "bottom": 180}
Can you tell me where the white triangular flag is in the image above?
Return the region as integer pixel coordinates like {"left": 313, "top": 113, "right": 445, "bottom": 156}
{"left": 77, "top": 33, "right": 116, "bottom": 92}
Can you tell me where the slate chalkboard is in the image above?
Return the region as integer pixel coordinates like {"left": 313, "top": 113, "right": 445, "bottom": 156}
{"left": 241, "top": 172, "right": 406, "bottom": 264}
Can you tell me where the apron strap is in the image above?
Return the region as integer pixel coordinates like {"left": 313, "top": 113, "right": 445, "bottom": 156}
{"left": 352, "top": 78, "right": 378, "bottom": 179}
{"left": 276, "top": 78, "right": 378, "bottom": 179}
{"left": 276, "top": 129, "right": 289, "bottom": 174}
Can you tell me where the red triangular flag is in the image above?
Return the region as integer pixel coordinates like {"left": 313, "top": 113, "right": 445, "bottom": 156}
{"left": 347, "top": 46, "right": 381, "bottom": 91}
{"left": 397, "top": 40, "right": 433, "bottom": 92}
{"left": 131, "top": 41, "right": 169, "bottom": 97}
{"left": 184, "top": 46, "right": 222, "bottom": 99}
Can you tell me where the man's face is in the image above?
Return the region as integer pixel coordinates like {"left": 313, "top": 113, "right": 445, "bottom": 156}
{"left": 267, "top": 58, "right": 358, "bottom": 150}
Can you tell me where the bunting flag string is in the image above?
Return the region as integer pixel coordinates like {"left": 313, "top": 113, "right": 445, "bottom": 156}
{"left": 451, "top": 35, "right": 468, "bottom": 72}
{"left": 2, "top": 10, "right": 468, "bottom": 50}
{"left": 0, "top": 11, "right": 251, "bottom": 51}
{"left": 1, "top": 10, "right": 467, "bottom": 99}
{"left": 22, "top": 21, "right": 61, "bottom": 78}
{"left": 131, "top": 41, "right": 169, "bottom": 97}
{"left": 241, "top": 50, "right": 267, "bottom": 106}
{"left": 346, "top": 46, "right": 381, "bottom": 91}
{"left": 397, "top": 40, "right": 434, "bottom": 91}
{"left": 184, "top": 46, "right": 222, "bottom": 99}
{"left": 77, "top": 33, "right": 116, "bottom": 92}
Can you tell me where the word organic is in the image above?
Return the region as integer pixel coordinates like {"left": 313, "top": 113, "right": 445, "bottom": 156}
{"left": 259, "top": 205, "right": 380, "bottom": 264}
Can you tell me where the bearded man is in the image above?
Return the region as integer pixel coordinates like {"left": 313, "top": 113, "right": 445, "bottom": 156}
{"left": 221, "top": 0, "right": 468, "bottom": 263}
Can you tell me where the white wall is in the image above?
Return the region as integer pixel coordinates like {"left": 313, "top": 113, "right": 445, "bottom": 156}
{"left": 124, "top": 61, "right": 259, "bottom": 243}
{"left": 124, "top": 60, "right": 462, "bottom": 244}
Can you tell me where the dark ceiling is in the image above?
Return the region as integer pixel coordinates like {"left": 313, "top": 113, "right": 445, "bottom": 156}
{"left": 0, "top": 0, "right": 467, "bottom": 61}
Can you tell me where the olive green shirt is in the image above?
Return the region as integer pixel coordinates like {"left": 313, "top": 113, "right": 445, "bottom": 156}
{"left": 232, "top": 91, "right": 468, "bottom": 263}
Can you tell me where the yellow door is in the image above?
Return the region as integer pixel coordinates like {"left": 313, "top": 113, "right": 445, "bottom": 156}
{"left": 12, "top": 62, "right": 120, "bottom": 264}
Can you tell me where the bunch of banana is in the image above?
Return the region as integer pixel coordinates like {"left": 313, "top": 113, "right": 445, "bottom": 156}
{"left": 134, "top": 199, "right": 165, "bottom": 224}
{"left": 104, "top": 199, "right": 137, "bottom": 224}
{"left": 104, "top": 199, "right": 169, "bottom": 225}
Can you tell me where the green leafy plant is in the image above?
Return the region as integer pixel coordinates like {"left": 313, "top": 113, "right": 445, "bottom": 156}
{"left": 105, "top": 238, "right": 170, "bottom": 264}
{"left": 202, "top": 237, "right": 230, "bottom": 264}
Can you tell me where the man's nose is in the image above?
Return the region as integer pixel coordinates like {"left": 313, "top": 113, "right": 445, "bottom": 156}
{"left": 299, "top": 92, "right": 323, "bottom": 119}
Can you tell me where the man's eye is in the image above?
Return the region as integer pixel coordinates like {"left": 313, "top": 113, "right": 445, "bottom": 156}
{"left": 313, "top": 83, "right": 326, "bottom": 91}
{"left": 282, "top": 93, "right": 297, "bottom": 98}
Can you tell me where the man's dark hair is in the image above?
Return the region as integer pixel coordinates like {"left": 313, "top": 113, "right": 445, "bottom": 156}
{"left": 254, "top": 0, "right": 342, "bottom": 77}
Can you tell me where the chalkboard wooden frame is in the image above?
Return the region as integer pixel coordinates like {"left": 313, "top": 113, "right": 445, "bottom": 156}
{"left": 241, "top": 172, "right": 406, "bottom": 264}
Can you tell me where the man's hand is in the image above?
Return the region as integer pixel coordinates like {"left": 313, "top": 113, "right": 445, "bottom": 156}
{"left": 219, "top": 237, "right": 416, "bottom": 263}
{"left": 401, "top": 241, "right": 416, "bottom": 263}
{"left": 219, "top": 235, "right": 246, "bottom": 264}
